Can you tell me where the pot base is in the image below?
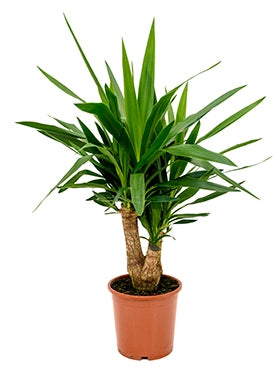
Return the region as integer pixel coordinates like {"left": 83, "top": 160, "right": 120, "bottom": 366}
{"left": 118, "top": 347, "right": 173, "bottom": 361}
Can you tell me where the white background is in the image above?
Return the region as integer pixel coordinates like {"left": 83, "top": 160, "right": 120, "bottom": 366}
{"left": 0, "top": 0, "right": 279, "bottom": 369}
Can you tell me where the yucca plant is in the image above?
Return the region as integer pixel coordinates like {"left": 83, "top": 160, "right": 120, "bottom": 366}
{"left": 17, "top": 16, "right": 267, "bottom": 292}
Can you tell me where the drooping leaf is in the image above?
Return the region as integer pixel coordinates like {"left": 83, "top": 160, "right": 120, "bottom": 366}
{"left": 38, "top": 131, "right": 85, "bottom": 152}
{"left": 191, "top": 158, "right": 259, "bottom": 199}
{"left": 130, "top": 173, "right": 145, "bottom": 215}
{"left": 59, "top": 179, "right": 109, "bottom": 191}
{"left": 16, "top": 121, "right": 83, "bottom": 138}
{"left": 164, "top": 144, "right": 236, "bottom": 166}
{"left": 58, "top": 169, "right": 102, "bottom": 193}
{"left": 33, "top": 155, "right": 93, "bottom": 211}
{"left": 159, "top": 175, "right": 239, "bottom": 193}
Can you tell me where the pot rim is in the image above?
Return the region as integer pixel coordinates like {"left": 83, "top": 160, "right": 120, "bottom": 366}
{"left": 108, "top": 274, "right": 182, "bottom": 301}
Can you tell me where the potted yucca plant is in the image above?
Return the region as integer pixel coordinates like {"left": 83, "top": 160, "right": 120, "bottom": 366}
{"left": 17, "top": 15, "right": 267, "bottom": 360}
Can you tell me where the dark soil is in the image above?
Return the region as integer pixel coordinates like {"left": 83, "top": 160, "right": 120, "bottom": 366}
{"left": 110, "top": 275, "right": 179, "bottom": 296}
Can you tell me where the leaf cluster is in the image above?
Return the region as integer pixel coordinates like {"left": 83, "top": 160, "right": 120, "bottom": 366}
{"left": 17, "top": 15, "right": 268, "bottom": 245}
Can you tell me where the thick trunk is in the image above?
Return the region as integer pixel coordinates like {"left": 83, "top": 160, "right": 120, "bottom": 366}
{"left": 140, "top": 241, "right": 163, "bottom": 290}
{"left": 120, "top": 205, "right": 163, "bottom": 291}
{"left": 120, "top": 205, "right": 145, "bottom": 288}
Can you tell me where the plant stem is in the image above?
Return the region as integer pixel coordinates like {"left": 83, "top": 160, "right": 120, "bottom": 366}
{"left": 120, "top": 204, "right": 163, "bottom": 291}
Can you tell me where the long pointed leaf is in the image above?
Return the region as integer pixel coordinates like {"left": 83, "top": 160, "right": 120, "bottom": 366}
{"left": 167, "top": 85, "right": 246, "bottom": 143}
{"left": 170, "top": 212, "right": 209, "bottom": 220}
{"left": 122, "top": 40, "right": 142, "bottom": 160}
{"left": 164, "top": 144, "right": 236, "bottom": 166}
{"left": 33, "top": 155, "right": 93, "bottom": 211}
{"left": 197, "top": 97, "right": 265, "bottom": 143}
{"left": 175, "top": 83, "right": 188, "bottom": 144}
{"left": 63, "top": 14, "right": 107, "bottom": 103}
{"left": 77, "top": 117, "right": 102, "bottom": 146}
{"left": 37, "top": 66, "right": 85, "bottom": 102}
{"left": 51, "top": 116, "right": 84, "bottom": 134}
{"left": 159, "top": 176, "right": 239, "bottom": 193}
{"left": 16, "top": 121, "right": 84, "bottom": 138}
{"left": 138, "top": 19, "right": 155, "bottom": 122}
{"left": 191, "top": 158, "right": 259, "bottom": 199}
{"left": 220, "top": 138, "right": 262, "bottom": 154}
{"left": 105, "top": 62, "right": 125, "bottom": 117}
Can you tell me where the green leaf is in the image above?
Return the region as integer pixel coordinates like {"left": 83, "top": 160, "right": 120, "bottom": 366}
{"left": 95, "top": 122, "right": 111, "bottom": 146}
{"left": 63, "top": 14, "right": 107, "bottom": 103}
{"left": 105, "top": 62, "right": 125, "bottom": 117}
{"left": 191, "top": 158, "right": 259, "bottom": 199}
{"left": 138, "top": 19, "right": 155, "bottom": 122}
{"left": 185, "top": 121, "right": 201, "bottom": 144}
{"left": 122, "top": 40, "right": 142, "bottom": 160}
{"left": 75, "top": 103, "right": 124, "bottom": 141}
{"left": 170, "top": 212, "right": 209, "bottom": 220}
{"left": 105, "top": 84, "right": 121, "bottom": 120}
{"left": 140, "top": 87, "right": 178, "bottom": 154}
{"left": 159, "top": 176, "right": 239, "bottom": 193}
{"left": 98, "top": 146, "right": 125, "bottom": 185}
{"left": 51, "top": 116, "right": 84, "bottom": 135}
{"left": 38, "top": 131, "right": 85, "bottom": 152}
{"left": 175, "top": 83, "right": 188, "bottom": 144}
{"left": 77, "top": 118, "right": 102, "bottom": 146}
{"left": 16, "top": 121, "right": 84, "bottom": 138}
{"left": 135, "top": 121, "right": 174, "bottom": 172}
{"left": 130, "top": 173, "right": 145, "bottom": 215}
{"left": 173, "top": 219, "right": 197, "bottom": 225}
{"left": 37, "top": 66, "right": 85, "bottom": 102}
{"left": 164, "top": 144, "right": 236, "bottom": 166}
{"left": 220, "top": 138, "right": 262, "bottom": 154}
{"left": 176, "top": 83, "right": 188, "bottom": 123}
{"left": 225, "top": 156, "right": 271, "bottom": 173}
{"left": 59, "top": 179, "right": 109, "bottom": 191}
{"left": 188, "top": 191, "right": 225, "bottom": 205}
{"left": 58, "top": 169, "right": 102, "bottom": 193}
{"left": 33, "top": 155, "right": 93, "bottom": 211}
{"left": 197, "top": 97, "right": 265, "bottom": 143}
{"left": 148, "top": 195, "right": 178, "bottom": 203}
{"left": 167, "top": 85, "right": 246, "bottom": 142}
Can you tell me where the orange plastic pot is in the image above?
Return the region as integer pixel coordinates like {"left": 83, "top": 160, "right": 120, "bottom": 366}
{"left": 108, "top": 274, "right": 182, "bottom": 360}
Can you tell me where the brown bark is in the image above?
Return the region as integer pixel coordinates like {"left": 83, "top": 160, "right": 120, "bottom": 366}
{"left": 120, "top": 205, "right": 145, "bottom": 288}
{"left": 120, "top": 204, "right": 163, "bottom": 291}
{"left": 140, "top": 241, "right": 163, "bottom": 290}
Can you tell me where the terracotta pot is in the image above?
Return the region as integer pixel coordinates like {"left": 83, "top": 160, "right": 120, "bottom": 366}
{"left": 108, "top": 274, "right": 182, "bottom": 360}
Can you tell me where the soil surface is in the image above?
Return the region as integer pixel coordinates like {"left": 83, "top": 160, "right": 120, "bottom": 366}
{"left": 110, "top": 275, "right": 179, "bottom": 296}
